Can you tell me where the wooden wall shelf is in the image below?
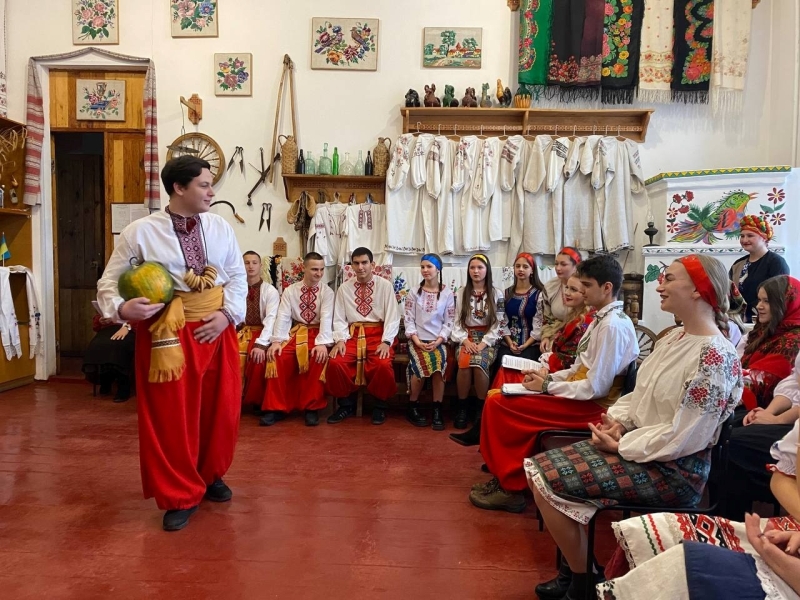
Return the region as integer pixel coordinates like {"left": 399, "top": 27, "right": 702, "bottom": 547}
{"left": 282, "top": 174, "right": 386, "bottom": 204}
{"left": 401, "top": 107, "right": 653, "bottom": 142}
{"left": 0, "top": 207, "right": 31, "bottom": 217}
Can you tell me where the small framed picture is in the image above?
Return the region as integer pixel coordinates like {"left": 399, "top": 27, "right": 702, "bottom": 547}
{"left": 214, "top": 54, "right": 252, "bottom": 96}
{"left": 72, "top": 0, "right": 119, "bottom": 45}
{"left": 76, "top": 79, "right": 126, "bottom": 121}
{"left": 171, "top": 0, "right": 219, "bottom": 38}
{"left": 422, "top": 27, "right": 483, "bottom": 68}
{"left": 311, "top": 18, "right": 379, "bottom": 71}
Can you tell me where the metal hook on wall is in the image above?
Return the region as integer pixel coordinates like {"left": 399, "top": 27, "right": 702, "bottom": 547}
{"left": 416, "top": 121, "right": 421, "bottom": 133}
{"left": 438, "top": 123, "right": 441, "bottom": 135}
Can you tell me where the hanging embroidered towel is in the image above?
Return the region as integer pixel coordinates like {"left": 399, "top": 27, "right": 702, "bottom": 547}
{"left": 601, "top": 0, "right": 645, "bottom": 105}
{"left": 710, "top": 0, "right": 750, "bottom": 116}
{"left": 518, "top": 0, "right": 554, "bottom": 89}
{"left": 671, "top": 0, "right": 714, "bottom": 103}
{"left": 547, "top": 0, "right": 605, "bottom": 100}
{"left": 637, "top": 0, "right": 674, "bottom": 104}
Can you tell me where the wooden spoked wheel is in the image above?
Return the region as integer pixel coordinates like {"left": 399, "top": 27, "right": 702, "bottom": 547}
{"left": 634, "top": 324, "right": 657, "bottom": 364}
{"left": 166, "top": 132, "right": 225, "bottom": 185}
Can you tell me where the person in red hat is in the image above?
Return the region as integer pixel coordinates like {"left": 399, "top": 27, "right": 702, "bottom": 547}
{"left": 730, "top": 215, "right": 789, "bottom": 323}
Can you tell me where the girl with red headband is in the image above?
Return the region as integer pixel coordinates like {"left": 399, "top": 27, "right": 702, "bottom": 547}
{"left": 540, "top": 247, "right": 581, "bottom": 353}
{"left": 452, "top": 252, "right": 544, "bottom": 446}
{"left": 450, "top": 254, "right": 506, "bottom": 432}
{"left": 730, "top": 215, "right": 789, "bottom": 323}
{"left": 528, "top": 254, "right": 743, "bottom": 600}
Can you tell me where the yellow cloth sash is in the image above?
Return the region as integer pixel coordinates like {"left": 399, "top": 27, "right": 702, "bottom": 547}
{"left": 566, "top": 365, "right": 626, "bottom": 409}
{"left": 238, "top": 325, "right": 262, "bottom": 378}
{"left": 265, "top": 322, "right": 311, "bottom": 379}
{"left": 350, "top": 322, "right": 383, "bottom": 386}
{"left": 148, "top": 284, "right": 224, "bottom": 383}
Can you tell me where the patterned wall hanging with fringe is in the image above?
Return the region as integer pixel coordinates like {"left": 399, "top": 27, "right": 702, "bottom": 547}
{"left": 516, "top": 0, "right": 753, "bottom": 111}
{"left": 518, "top": 0, "right": 553, "bottom": 93}
{"left": 601, "top": 0, "right": 645, "bottom": 105}
{"left": 670, "top": 0, "right": 714, "bottom": 103}
{"left": 547, "top": 0, "right": 604, "bottom": 100}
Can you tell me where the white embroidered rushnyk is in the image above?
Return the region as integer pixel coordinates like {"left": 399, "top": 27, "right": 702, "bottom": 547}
{"left": 450, "top": 136, "right": 480, "bottom": 256}
{"left": 546, "top": 136, "right": 571, "bottom": 253}
{"left": 8, "top": 266, "right": 42, "bottom": 358}
{"left": 346, "top": 202, "right": 392, "bottom": 266}
{"left": 520, "top": 135, "right": 553, "bottom": 256}
{"left": 0, "top": 267, "right": 21, "bottom": 360}
{"left": 592, "top": 137, "right": 645, "bottom": 252}
{"left": 384, "top": 133, "right": 422, "bottom": 255}
{"left": 463, "top": 137, "right": 500, "bottom": 253}
{"left": 310, "top": 202, "right": 348, "bottom": 268}
{"left": 491, "top": 135, "right": 524, "bottom": 243}
{"left": 426, "top": 137, "right": 457, "bottom": 255}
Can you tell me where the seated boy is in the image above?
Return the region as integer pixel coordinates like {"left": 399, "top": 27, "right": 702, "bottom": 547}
{"left": 470, "top": 255, "right": 639, "bottom": 513}
{"left": 261, "top": 252, "right": 334, "bottom": 427}
{"left": 325, "top": 247, "right": 400, "bottom": 425}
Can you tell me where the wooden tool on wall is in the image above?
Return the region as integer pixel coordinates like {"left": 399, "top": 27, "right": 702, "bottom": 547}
{"left": 179, "top": 94, "right": 203, "bottom": 125}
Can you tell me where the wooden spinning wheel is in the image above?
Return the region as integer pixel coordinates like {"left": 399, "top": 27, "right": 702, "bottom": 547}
{"left": 166, "top": 132, "right": 225, "bottom": 185}
{"left": 634, "top": 324, "right": 657, "bottom": 364}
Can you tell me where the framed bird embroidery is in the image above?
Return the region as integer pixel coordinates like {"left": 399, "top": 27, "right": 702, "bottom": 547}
{"left": 311, "top": 18, "right": 379, "bottom": 71}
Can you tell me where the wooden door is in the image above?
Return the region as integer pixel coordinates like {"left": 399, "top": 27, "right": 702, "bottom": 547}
{"left": 54, "top": 134, "right": 105, "bottom": 356}
{"left": 104, "top": 132, "right": 146, "bottom": 258}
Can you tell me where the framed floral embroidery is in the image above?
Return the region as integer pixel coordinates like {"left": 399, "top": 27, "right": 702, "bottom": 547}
{"left": 214, "top": 53, "right": 252, "bottom": 97}
{"left": 171, "top": 0, "right": 218, "bottom": 38}
{"left": 76, "top": 79, "right": 125, "bottom": 121}
{"left": 72, "top": 0, "right": 119, "bottom": 45}
{"left": 311, "top": 18, "right": 379, "bottom": 71}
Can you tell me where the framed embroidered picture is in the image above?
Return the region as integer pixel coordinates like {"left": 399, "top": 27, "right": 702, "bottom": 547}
{"left": 214, "top": 54, "right": 252, "bottom": 96}
{"left": 311, "top": 18, "right": 379, "bottom": 71}
{"left": 422, "top": 27, "right": 482, "bottom": 68}
{"left": 72, "top": 0, "right": 119, "bottom": 44}
{"left": 171, "top": 0, "right": 218, "bottom": 38}
{"left": 76, "top": 79, "right": 126, "bottom": 121}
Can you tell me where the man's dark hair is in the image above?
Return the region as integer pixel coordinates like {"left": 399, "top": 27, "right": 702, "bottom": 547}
{"left": 161, "top": 156, "right": 212, "bottom": 196}
{"left": 243, "top": 250, "right": 261, "bottom": 260}
{"left": 577, "top": 255, "right": 623, "bottom": 298}
{"left": 351, "top": 247, "right": 373, "bottom": 263}
{"left": 304, "top": 251, "right": 324, "bottom": 263}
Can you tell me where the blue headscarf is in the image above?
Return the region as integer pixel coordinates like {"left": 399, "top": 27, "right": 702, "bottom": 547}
{"left": 421, "top": 253, "right": 442, "bottom": 271}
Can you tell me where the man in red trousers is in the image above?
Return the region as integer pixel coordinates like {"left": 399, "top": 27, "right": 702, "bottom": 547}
{"left": 97, "top": 156, "right": 246, "bottom": 531}
{"left": 325, "top": 247, "right": 400, "bottom": 425}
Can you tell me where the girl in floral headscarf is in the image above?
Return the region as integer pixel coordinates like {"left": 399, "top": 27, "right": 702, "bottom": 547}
{"left": 730, "top": 215, "right": 789, "bottom": 323}
{"left": 738, "top": 275, "right": 800, "bottom": 411}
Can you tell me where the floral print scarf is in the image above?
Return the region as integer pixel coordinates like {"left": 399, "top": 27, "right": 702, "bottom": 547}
{"left": 670, "top": 0, "right": 714, "bottom": 103}
{"left": 547, "top": 0, "right": 605, "bottom": 99}
{"left": 601, "top": 0, "right": 645, "bottom": 105}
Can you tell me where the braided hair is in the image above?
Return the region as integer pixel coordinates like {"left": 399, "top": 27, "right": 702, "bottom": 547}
{"left": 694, "top": 255, "right": 731, "bottom": 337}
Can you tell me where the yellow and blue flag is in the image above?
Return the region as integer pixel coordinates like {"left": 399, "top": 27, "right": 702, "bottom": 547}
{"left": 0, "top": 234, "right": 10, "bottom": 261}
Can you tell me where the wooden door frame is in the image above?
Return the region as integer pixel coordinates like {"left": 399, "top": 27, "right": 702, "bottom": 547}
{"left": 50, "top": 136, "right": 60, "bottom": 374}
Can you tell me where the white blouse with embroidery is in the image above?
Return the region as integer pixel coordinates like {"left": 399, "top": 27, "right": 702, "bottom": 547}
{"left": 403, "top": 286, "right": 456, "bottom": 342}
{"left": 609, "top": 328, "right": 744, "bottom": 463}
{"left": 450, "top": 286, "right": 506, "bottom": 347}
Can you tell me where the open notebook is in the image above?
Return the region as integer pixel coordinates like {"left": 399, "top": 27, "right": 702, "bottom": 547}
{"left": 501, "top": 355, "right": 542, "bottom": 371}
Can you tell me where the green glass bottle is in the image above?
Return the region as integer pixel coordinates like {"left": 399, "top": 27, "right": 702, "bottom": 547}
{"left": 332, "top": 146, "right": 340, "bottom": 176}
{"left": 318, "top": 143, "right": 332, "bottom": 175}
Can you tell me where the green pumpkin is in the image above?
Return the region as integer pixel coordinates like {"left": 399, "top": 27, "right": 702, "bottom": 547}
{"left": 118, "top": 259, "right": 175, "bottom": 304}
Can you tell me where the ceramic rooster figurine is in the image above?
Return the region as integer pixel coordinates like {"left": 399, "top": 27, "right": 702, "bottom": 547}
{"left": 496, "top": 79, "right": 512, "bottom": 107}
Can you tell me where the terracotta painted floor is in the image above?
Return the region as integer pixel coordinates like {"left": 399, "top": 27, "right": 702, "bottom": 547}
{"left": 0, "top": 383, "right": 617, "bottom": 600}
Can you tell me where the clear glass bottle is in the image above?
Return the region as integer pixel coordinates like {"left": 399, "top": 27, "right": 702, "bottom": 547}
{"left": 355, "top": 150, "right": 365, "bottom": 176}
{"left": 305, "top": 150, "right": 317, "bottom": 175}
{"left": 319, "top": 143, "right": 332, "bottom": 175}
{"left": 340, "top": 151, "right": 354, "bottom": 176}
{"left": 332, "top": 147, "right": 340, "bottom": 175}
